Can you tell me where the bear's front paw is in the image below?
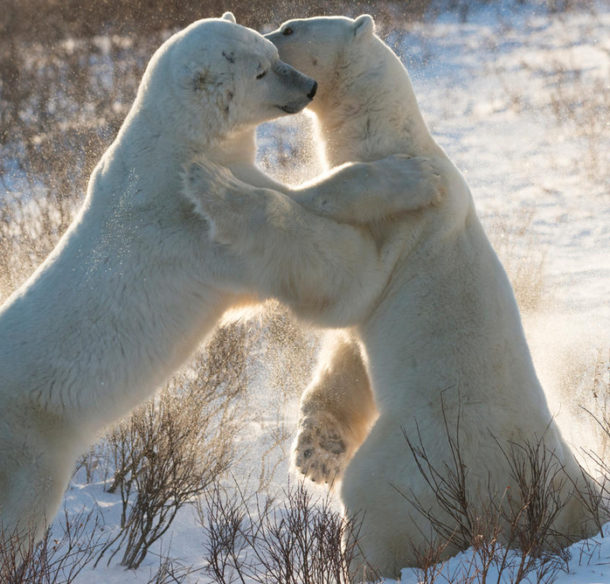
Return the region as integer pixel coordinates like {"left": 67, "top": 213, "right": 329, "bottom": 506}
{"left": 293, "top": 412, "right": 350, "bottom": 485}
{"left": 183, "top": 160, "right": 247, "bottom": 244}
{"left": 186, "top": 158, "right": 238, "bottom": 191}
{"left": 412, "top": 156, "right": 446, "bottom": 206}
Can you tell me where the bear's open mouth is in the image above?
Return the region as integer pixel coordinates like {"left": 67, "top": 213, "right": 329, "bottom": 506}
{"left": 276, "top": 103, "right": 305, "bottom": 114}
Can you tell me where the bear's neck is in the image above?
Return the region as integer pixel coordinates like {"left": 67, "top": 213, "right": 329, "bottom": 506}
{"left": 111, "top": 105, "right": 271, "bottom": 199}
{"left": 206, "top": 128, "right": 257, "bottom": 167}
{"left": 204, "top": 128, "right": 284, "bottom": 189}
{"left": 311, "top": 40, "right": 442, "bottom": 167}
{"left": 91, "top": 107, "right": 184, "bottom": 200}
{"left": 97, "top": 97, "right": 239, "bottom": 202}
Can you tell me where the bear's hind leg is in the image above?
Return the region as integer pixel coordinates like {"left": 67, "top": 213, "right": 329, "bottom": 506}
{"left": 339, "top": 417, "right": 463, "bottom": 578}
{"left": 294, "top": 332, "right": 376, "bottom": 485}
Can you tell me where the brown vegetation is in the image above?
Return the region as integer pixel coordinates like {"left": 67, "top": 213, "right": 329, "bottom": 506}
{"left": 1, "top": 0, "right": 607, "bottom": 580}
{"left": 95, "top": 323, "right": 252, "bottom": 569}
{"left": 198, "top": 480, "right": 375, "bottom": 584}
{"left": 0, "top": 508, "right": 103, "bottom": 584}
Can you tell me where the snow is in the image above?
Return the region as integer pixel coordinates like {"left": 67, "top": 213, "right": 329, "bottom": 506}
{"left": 4, "top": 1, "right": 609, "bottom": 581}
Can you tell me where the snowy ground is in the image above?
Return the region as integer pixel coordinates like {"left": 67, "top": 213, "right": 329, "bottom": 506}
{"left": 6, "top": 1, "right": 609, "bottom": 582}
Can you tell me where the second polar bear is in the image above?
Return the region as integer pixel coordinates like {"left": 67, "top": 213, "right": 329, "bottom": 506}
{"left": 0, "top": 13, "right": 444, "bottom": 546}
{"left": 185, "top": 15, "right": 598, "bottom": 578}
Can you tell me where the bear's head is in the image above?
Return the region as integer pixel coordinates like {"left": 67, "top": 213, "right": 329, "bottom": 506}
{"left": 137, "top": 12, "right": 318, "bottom": 146}
{"left": 264, "top": 15, "right": 375, "bottom": 109}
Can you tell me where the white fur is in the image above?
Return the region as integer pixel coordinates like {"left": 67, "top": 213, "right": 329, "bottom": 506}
{"left": 0, "top": 11, "right": 449, "bottom": 545}
{"left": 186, "top": 15, "right": 598, "bottom": 578}
{"left": 0, "top": 15, "right": 325, "bottom": 542}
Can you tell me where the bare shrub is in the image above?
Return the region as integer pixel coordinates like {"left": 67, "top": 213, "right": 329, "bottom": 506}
{"left": 0, "top": 0, "right": 429, "bottom": 43}
{"left": 145, "top": 550, "right": 199, "bottom": 584}
{"left": 258, "top": 307, "right": 318, "bottom": 489}
{"left": 576, "top": 349, "right": 610, "bottom": 532}
{"left": 96, "top": 322, "right": 251, "bottom": 570}
{"left": 590, "top": 348, "right": 610, "bottom": 414}
{"left": 401, "top": 403, "right": 573, "bottom": 583}
{"left": 0, "top": 32, "right": 156, "bottom": 301}
{"left": 489, "top": 16, "right": 608, "bottom": 186}
{"left": 549, "top": 69, "right": 609, "bottom": 183}
{"left": 0, "top": 193, "right": 76, "bottom": 301}
{"left": 264, "top": 304, "right": 318, "bottom": 399}
{"left": 218, "top": 303, "right": 319, "bottom": 492}
{"left": 198, "top": 481, "right": 373, "bottom": 584}
{"left": 73, "top": 441, "right": 110, "bottom": 485}
{"left": 0, "top": 507, "right": 103, "bottom": 584}
{"left": 540, "top": 347, "right": 610, "bottom": 533}
{"left": 489, "top": 209, "right": 547, "bottom": 312}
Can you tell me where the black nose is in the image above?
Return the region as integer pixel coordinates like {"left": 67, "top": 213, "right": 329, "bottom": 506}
{"left": 307, "top": 81, "right": 318, "bottom": 100}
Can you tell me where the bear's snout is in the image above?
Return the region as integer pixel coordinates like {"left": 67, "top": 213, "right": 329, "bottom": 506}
{"left": 307, "top": 81, "right": 318, "bottom": 100}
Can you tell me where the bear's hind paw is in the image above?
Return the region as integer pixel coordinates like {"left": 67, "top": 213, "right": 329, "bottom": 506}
{"left": 293, "top": 413, "right": 350, "bottom": 486}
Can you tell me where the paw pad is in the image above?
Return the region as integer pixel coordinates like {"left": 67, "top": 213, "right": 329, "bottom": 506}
{"left": 293, "top": 414, "right": 350, "bottom": 485}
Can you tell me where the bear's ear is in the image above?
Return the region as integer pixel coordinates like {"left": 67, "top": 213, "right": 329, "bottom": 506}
{"left": 221, "top": 12, "right": 236, "bottom": 23}
{"left": 353, "top": 14, "right": 375, "bottom": 39}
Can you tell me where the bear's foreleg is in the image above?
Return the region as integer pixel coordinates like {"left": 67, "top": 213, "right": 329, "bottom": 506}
{"left": 183, "top": 159, "right": 402, "bottom": 326}
{"left": 292, "top": 154, "right": 446, "bottom": 224}
{"left": 0, "top": 445, "right": 74, "bottom": 549}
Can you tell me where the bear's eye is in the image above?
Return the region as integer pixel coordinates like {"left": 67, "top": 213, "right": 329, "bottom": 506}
{"left": 193, "top": 72, "right": 206, "bottom": 91}
{"left": 256, "top": 70, "right": 267, "bottom": 80}
{"left": 282, "top": 27, "right": 294, "bottom": 36}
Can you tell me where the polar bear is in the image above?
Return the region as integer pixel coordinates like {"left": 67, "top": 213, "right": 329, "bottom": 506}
{"left": 184, "top": 15, "right": 598, "bottom": 578}
{"left": 0, "top": 14, "right": 446, "bottom": 546}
